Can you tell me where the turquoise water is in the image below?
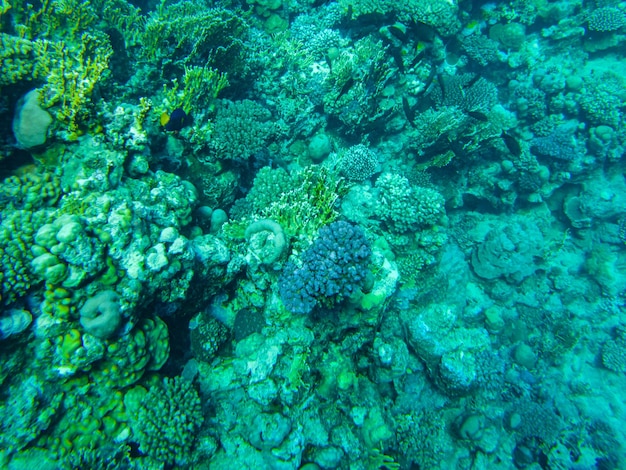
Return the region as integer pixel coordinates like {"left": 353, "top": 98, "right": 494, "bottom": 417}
{"left": 1, "top": 0, "right": 626, "bottom": 468}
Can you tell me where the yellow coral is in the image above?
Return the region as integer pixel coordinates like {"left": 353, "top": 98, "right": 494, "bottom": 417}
{"left": 36, "top": 32, "right": 112, "bottom": 136}
{"left": 92, "top": 0, "right": 146, "bottom": 46}
{"left": 0, "top": 33, "right": 35, "bottom": 85}
{"left": 162, "top": 65, "right": 229, "bottom": 115}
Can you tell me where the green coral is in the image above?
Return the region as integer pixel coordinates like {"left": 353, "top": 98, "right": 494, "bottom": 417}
{"left": 0, "top": 0, "right": 112, "bottom": 136}
{"left": 323, "top": 36, "right": 395, "bottom": 133}
{"left": 36, "top": 380, "right": 131, "bottom": 459}
{"left": 339, "top": 0, "right": 460, "bottom": 36}
{"left": 165, "top": 65, "right": 229, "bottom": 115}
{"left": 0, "top": 375, "right": 63, "bottom": 456}
{"left": 35, "top": 32, "right": 112, "bottom": 136}
{"left": 32, "top": 214, "right": 107, "bottom": 289}
{"left": 91, "top": 317, "right": 169, "bottom": 388}
{"left": 0, "top": 33, "right": 37, "bottom": 85}
{"left": 227, "top": 166, "right": 346, "bottom": 243}
{"left": 204, "top": 99, "right": 275, "bottom": 162}
{"left": 141, "top": 2, "right": 248, "bottom": 74}
{"left": 0, "top": 172, "right": 61, "bottom": 306}
{"left": 129, "top": 376, "right": 204, "bottom": 466}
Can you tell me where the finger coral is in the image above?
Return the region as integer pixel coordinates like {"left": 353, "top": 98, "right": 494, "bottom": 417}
{"left": 129, "top": 377, "right": 203, "bottom": 466}
{"left": 279, "top": 220, "right": 371, "bottom": 314}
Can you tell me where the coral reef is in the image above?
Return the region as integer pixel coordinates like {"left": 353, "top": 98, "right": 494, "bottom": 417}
{"left": 1, "top": 0, "right": 626, "bottom": 468}
{"left": 471, "top": 218, "right": 544, "bottom": 283}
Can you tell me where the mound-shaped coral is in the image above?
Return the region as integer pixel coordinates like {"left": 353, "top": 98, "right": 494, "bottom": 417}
{"left": 471, "top": 219, "right": 544, "bottom": 283}
{"left": 279, "top": 220, "right": 371, "bottom": 314}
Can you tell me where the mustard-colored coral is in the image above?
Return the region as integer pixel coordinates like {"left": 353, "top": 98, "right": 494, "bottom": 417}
{"left": 1, "top": 1, "right": 112, "bottom": 136}
{"left": 0, "top": 33, "right": 35, "bottom": 85}
{"left": 92, "top": 316, "right": 170, "bottom": 388}
{"left": 36, "top": 32, "right": 112, "bottom": 135}
{"left": 37, "top": 383, "right": 131, "bottom": 459}
{"left": 162, "top": 65, "right": 229, "bottom": 115}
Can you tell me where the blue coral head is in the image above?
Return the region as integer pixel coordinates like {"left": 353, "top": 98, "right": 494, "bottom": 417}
{"left": 279, "top": 220, "right": 371, "bottom": 315}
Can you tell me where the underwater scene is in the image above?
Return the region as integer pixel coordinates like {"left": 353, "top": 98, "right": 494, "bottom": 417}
{"left": 1, "top": 0, "right": 626, "bottom": 468}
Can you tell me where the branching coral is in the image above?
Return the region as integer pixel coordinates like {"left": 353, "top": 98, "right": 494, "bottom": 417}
{"left": 1, "top": 1, "right": 112, "bottom": 137}
{"left": 204, "top": 99, "right": 274, "bottom": 161}
{"left": 140, "top": 3, "right": 248, "bottom": 74}
{"left": 375, "top": 173, "right": 445, "bottom": 234}
{"left": 161, "top": 65, "right": 229, "bottom": 115}
{"left": 129, "top": 377, "right": 203, "bottom": 466}
{"left": 340, "top": 144, "right": 377, "bottom": 182}
{"left": 36, "top": 32, "right": 112, "bottom": 135}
